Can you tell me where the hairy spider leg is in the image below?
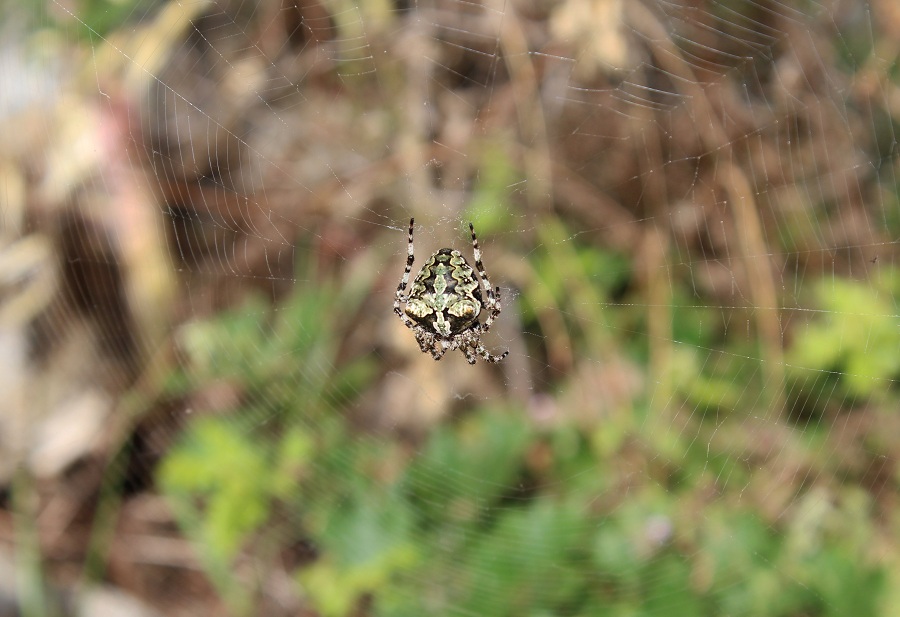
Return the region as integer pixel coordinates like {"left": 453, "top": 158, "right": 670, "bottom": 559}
{"left": 394, "top": 217, "right": 417, "bottom": 330}
{"left": 462, "top": 343, "right": 478, "bottom": 365}
{"left": 468, "top": 222, "right": 502, "bottom": 331}
{"left": 475, "top": 338, "right": 508, "bottom": 363}
{"left": 429, "top": 337, "right": 448, "bottom": 361}
{"left": 457, "top": 330, "right": 506, "bottom": 364}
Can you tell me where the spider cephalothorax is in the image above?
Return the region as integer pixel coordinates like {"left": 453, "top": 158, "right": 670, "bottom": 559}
{"left": 394, "top": 218, "right": 508, "bottom": 364}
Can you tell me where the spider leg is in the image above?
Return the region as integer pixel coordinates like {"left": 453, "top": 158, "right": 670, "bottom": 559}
{"left": 395, "top": 218, "right": 417, "bottom": 329}
{"left": 475, "top": 340, "right": 509, "bottom": 363}
{"left": 463, "top": 326, "right": 508, "bottom": 363}
{"left": 480, "top": 285, "right": 503, "bottom": 332}
{"left": 462, "top": 345, "right": 478, "bottom": 365}
{"left": 468, "top": 222, "right": 494, "bottom": 298}
{"left": 468, "top": 222, "right": 503, "bottom": 331}
{"left": 414, "top": 330, "right": 432, "bottom": 355}
{"left": 431, "top": 339, "right": 448, "bottom": 361}
{"left": 411, "top": 329, "right": 446, "bottom": 361}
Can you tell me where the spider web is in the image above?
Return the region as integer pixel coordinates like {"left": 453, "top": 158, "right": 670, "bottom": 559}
{"left": 1, "top": 0, "right": 897, "bottom": 614}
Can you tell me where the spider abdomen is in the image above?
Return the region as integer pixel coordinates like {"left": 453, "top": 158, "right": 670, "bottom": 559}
{"left": 404, "top": 248, "right": 484, "bottom": 336}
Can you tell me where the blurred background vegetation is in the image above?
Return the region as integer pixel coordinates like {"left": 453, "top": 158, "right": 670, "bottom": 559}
{"left": 2, "top": 0, "right": 900, "bottom": 615}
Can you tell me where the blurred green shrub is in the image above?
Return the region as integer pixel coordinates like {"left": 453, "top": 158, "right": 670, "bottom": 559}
{"left": 155, "top": 254, "right": 889, "bottom": 616}
{"left": 160, "top": 400, "right": 887, "bottom": 616}
{"left": 787, "top": 276, "right": 900, "bottom": 412}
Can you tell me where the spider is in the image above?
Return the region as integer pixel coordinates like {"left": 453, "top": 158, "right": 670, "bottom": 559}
{"left": 394, "top": 218, "right": 509, "bottom": 364}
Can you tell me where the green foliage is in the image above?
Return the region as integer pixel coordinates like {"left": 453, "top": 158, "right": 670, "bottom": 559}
{"left": 665, "top": 285, "right": 773, "bottom": 416}
{"left": 39, "top": 0, "right": 144, "bottom": 39}
{"left": 450, "top": 498, "right": 587, "bottom": 615}
{"left": 158, "top": 419, "right": 313, "bottom": 612}
{"left": 519, "top": 218, "right": 631, "bottom": 363}
{"left": 173, "top": 276, "right": 374, "bottom": 419}
{"left": 158, "top": 273, "right": 376, "bottom": 612}
{"left": 787, "top": 276, "right": 900, "bottom": 408}
{"left": 299, "top": 489, "right": 419, "bottom": 617}
{"left": 530, "top": 219, "right": 631, "bottom": 303}
{"left": 465, "top": 140, "right": 519, "bottom": 234}
{"left": 157, "top": 251, "right": 890, "bottom": 616}
{"left": 403, "top": 412, "right": 533, "bottom": 525}
{"left": 159, "top": 420, "right": 311, "bottom": 562}
{"left": 161, "top": 396, "right": 888, "bottom": 616}
{"left": 670, "top": 346, "right": 744, "bottom": 414}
